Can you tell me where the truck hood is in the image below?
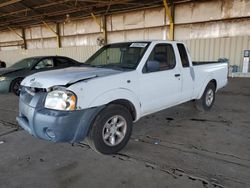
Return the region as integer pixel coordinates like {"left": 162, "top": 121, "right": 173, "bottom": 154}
{"left": 21, "top": 66, "right": 122, "bottom": 88}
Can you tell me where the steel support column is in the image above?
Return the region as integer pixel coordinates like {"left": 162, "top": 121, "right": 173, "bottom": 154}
{"left": 91, "top": 12, "right": 107, "bottom": 45}
{"left": 7, "top": 26, "right": 26, "bottom": 49}
{"left": 102, "top": 15, "right": 107, "bottom": 45}
{"left": 56, "top": 23, "right": 62, "bottom": 48}
{"left": 163, "top": 0, "right": 174, "bottom": 41}
{"left": 21, "top": 28, "right": 27, "bottom": 49}
{"left": 42, "top": 21, "right": 61, "bottom": 48}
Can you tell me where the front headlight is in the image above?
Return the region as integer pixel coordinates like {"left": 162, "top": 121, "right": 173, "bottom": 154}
{"left": 44, "top": 90, "right": 77, "bottom": 111}
{"left": 0, "top": 77, "right": 6, "bottom": 82}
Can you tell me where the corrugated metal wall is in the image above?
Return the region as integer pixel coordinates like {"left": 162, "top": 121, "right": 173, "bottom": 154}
{"left": 1, "top": 36, "right": 249, "bottom": 68}
{"left": 184, "top": 35, "right": 250, "bottom": 69}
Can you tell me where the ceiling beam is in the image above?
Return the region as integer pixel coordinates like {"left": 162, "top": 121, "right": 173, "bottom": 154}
{"left": 0, "top": 0, "right": 163, "bottom": 30}
{"left": 0, "top": 0, "right": 22, "bottom": 8}
{"left": 77, "top": 0, "right": 142, "bottom": 5}
{"left": 0, "top": 7, "right": 89, "bottom": 27}
{"left": 0, "top": 0, "right": 72, "bottom": 19}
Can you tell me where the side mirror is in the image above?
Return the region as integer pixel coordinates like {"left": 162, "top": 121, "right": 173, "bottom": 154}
{"left": 146, "top": 60, "right": 160, "bottom": 72}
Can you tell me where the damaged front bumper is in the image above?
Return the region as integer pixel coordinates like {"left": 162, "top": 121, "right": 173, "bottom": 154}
{"left": 16, "top": 87, "right": 103, "bottom": 143}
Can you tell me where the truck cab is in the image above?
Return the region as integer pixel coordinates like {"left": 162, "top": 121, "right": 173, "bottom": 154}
{"left": 138, "top": 41, "right": 195, "bottom": 115}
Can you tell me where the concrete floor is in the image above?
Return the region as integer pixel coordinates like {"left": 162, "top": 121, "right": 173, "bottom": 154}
{"left": 0, "top": 78, "right": 249, "bottom": 188}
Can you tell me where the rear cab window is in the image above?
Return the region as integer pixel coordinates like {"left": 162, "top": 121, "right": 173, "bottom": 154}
{"left": 177, "top": 43, "right": 190, "bottom": 68}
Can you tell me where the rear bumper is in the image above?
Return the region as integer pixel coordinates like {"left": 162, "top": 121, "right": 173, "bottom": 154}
{"left": 16, "top": 88, "right": 103, "bottom": 143}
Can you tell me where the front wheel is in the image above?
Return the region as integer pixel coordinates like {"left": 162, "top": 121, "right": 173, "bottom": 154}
{"left": 10, "top": 78, "right": 23, "bottom": 96}
{"left": 87, "top": 104, "right": 133, "bottom": 154}
{"left": 195, "top": 82, "right": 216, "bottom": 112}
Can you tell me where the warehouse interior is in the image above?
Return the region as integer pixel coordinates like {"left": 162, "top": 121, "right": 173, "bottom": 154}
{"left": 0, "top": 0, "right": 250, "bottom": 75}
{"left": 0, "top": 0, "right": 250, "bottom": 188}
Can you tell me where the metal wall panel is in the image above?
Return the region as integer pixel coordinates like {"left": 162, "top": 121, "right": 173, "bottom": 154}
{"left": 1, "top": 36, "right": 249, "bottom": 70}
{"left": 0, "top": 45, "right": 100, "bottom": 66}
{"left": 107, "top": 27, "right": 167, "bottom": 43}
{"left": 107, "top": 7, "right": 167, "bottom": 33}
{"left": 145, "top": 8, "right": 165, "bottom": 27}
{"left": 183, "top": 36, "right": 250, "bottom": 70}
{"left": 175, "top": 18, "right": 250, "bottom": 40}
{"left": 175, "top": 0, "right": 250, "bottom": 24}
{"left": 108, "top": 31, "right": 125, "bottom": 43}
{"left": 124, "top": 10, "right": 145, "bottom": 30}
{"left": 0, "top": 30, "right": 22, "bottom": 42}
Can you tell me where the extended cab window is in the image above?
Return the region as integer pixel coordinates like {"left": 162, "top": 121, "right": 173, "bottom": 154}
{"left": 177, "top": 43, "right": 190, "bottom": 68}
{"left": 144, "top": 43, "right": 176, "bottom": 73}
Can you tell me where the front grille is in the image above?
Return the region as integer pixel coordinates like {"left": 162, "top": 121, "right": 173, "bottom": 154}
{"left": 20, "top": 88, "right": 33, "bottom": 104}
{"left": 33, "top": 87, "right": 47, "bottom": 93}
{"left": 23, "top": 87, "right": 46, "bottom": 93}
{"left": 20, "top": 86, "right": 46, "bottom": 105}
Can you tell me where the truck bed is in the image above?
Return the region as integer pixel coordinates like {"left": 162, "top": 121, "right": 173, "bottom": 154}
{"left": 193, "top": 59, "right": 228, "bottom": 66}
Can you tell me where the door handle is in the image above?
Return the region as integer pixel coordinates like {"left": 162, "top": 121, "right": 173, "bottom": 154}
{"left": 175, "top": 74, "right": 181, "bottom": 77}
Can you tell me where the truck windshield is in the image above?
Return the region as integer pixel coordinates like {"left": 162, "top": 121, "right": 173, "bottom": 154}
{"left": 85, "top": 42, "right": 150, "bottom": 70}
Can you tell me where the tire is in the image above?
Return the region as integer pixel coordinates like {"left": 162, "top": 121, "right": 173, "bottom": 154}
{"left": 10, "top": 78, "right": 23, "bottom": 96}
{"left": 195, "top": 82, "right": 216, "bottom": 112}
{"left": 87, "top": 104, "right": 133, "bottom": 154}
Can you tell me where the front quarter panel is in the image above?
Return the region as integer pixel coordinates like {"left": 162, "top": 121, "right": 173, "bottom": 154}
{"left": 88, "top": 88, "right": 141, "bottom": 120}
{"left": 68, "top": 71, "right": 141, "bottom": 120}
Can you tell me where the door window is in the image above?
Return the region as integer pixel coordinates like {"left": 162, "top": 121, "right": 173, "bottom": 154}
{"left": 144, "top": 44, "right": 176, "bottom": 73}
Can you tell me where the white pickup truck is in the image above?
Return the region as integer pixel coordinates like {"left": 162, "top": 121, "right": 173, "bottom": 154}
{"left": 17, "top": 41, "right": 228, "bottom": 154}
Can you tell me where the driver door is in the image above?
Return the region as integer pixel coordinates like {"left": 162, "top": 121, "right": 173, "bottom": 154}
{"left": 139, "top": 43, "right": 182, "bottom": 115}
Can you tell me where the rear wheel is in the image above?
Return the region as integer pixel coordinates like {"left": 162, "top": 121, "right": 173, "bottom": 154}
{"left": 10, "top": 78, "right": 23, "bottom": 96}
{"left": 195, "top": 82, "right": 216, "bottom": 112}
{"left": 87, "top": 104, "right": 133, "bottom": 154}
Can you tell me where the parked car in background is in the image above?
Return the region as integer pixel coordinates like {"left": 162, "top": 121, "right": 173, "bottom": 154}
{"left": 0, "top": 56, "right": 80, "bottom": 95}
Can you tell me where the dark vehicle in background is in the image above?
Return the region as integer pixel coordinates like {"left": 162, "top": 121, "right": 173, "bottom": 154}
{"left": 0, "top": 56, "right": 80, "bottom": 95}
{"left": 0, "top": 60, "right": 6, "bottom": 68}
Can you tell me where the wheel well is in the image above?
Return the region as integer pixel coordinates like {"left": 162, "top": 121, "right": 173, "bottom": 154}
{"left": 109, "top": 99, "right": 136, "bottom": 121}
{"left": 209, "top": 79, "right": 217, "bottom": 90}
{"left": 9, "top": 77, "right": 23, "bottom": 92}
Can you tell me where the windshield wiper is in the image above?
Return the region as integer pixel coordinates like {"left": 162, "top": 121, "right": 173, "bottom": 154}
{"left": 96, "top": 64, "right": 135, "bottom": 70}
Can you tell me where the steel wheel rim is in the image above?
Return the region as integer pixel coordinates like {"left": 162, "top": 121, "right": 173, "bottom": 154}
{"left": 205, "top": 89, "right": 214, "bottom": 106}
{"left": 102, "top": 115, "right": 127, "bottom": 147}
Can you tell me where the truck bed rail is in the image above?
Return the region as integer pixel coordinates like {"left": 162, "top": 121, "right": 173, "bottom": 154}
{"left": 193, "top": 59, "right": 229, "bottom": 66}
